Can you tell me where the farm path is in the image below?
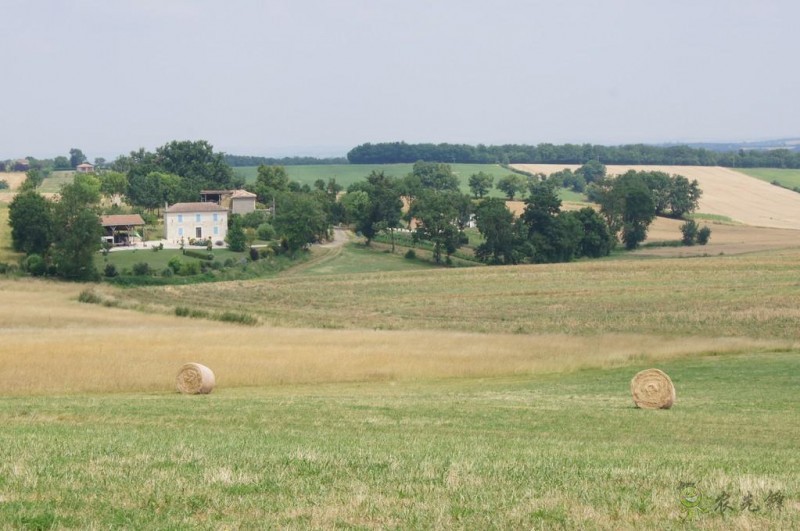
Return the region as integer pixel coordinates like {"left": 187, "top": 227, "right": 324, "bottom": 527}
{"left": 279, "top": 226, "right": 350, "bottom": 277}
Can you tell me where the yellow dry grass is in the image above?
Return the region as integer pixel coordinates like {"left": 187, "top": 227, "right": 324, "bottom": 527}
{"left": 512, "top": 164, "right": 800, "bottom": 230}
{"left": 0, "top": 278, "right": 786, "bottom": 395}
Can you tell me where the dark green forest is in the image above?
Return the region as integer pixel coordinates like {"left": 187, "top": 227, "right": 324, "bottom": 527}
{"left": 346, "top": 141, "right": 800, "bottom": 168}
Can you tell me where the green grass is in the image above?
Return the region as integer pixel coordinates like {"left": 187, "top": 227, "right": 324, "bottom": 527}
{"left": 38, "top": 171, "right": 75, "bottom": 193}
{"left": 95, "top": 247, "right": 246, "bottom": 273}
{"left": 298, "top": 243, "right": 437, "bottom": 276}
{"left": 735, "top": 168, "right": 800, "bottom": 190}
{"left": 234, "top": 163, "right": 566, "bottom": 199}
{"left": 0, "top": 351, "right": 796, "bottom": 529}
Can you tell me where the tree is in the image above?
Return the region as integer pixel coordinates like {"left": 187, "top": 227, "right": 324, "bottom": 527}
{"left": 50, "top": 179, "right": 102, "bottom": 280}
{"left": 226, "top": 215, "right": 247, "bottom": 252}
{"left": 345, "top": 171, "right": 403, "bottom": 248}
{"left": 273, "top": 193, "right": 330, "bottom": 253}
{"left": 697, "top": 225, "right": 711, "bottom": 245}
{"left": 408, "top": 190, "right": 465, "bottom": 264}
{"left": 680, "top": 219, "right": 699, "bottom": 245}
{"left": 252, "top": 164, "right": 290, "bottom": 205}
{"left": 620, "top": 182, "right": 655, "bottom": 250}
{"left": 411, "top": 161, "right": 460, "bottom": 192}
{"left": 69, "top": 148, "right": 87, "bottom": 169}
{"left": 20, "top": 168, "right": 50, "bottom": 192}
{"left": 519, "top": 181, "right": 566, "bottom": 262}
{"left": 496, "top": 174, "right": 526, "bottom": 200}
{"left": 99, "top": 171, "right": 128, "bottom": 199}
{"left": 155, "top": 140, "right": 239, "bottom": 194}
{"left": 127, "top": 171, "right": 182, "bottom": 211}
{"left": 571, "top": 207, "right": 613, "bottom": 258}
{"left": 53, "top": 156, "right": 71, "bottom": 170}
{"left": 668, "top": 176, "right": 702, "bottom": 218}
{"left": 474, "top": 198, "right": 518, "bottom": 264}
{"left": 468, "top": 171, "right": 494, "bottom": 198}
{"left": 8, "top": 191, "right": 53, "bottom": 255}
{"left": 641, "top": 171, "right": 672, "bottom": 215}
{"left": 577, "top": 160, "right": 606, "bottom": 183}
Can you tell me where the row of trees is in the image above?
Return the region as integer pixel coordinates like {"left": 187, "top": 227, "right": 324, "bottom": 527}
{"left": 1, "top": 148, "right": 105, "bottom": 173}
{"left": 346, "top": 141, "right": 800, "bottom": 168}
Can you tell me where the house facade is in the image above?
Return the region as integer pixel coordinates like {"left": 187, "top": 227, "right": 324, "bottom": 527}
{"left": 76, "top": 162, "right": 95, "bottom": 173}
{"left": 164, "top": 202, "right": 228, "bottom": 243}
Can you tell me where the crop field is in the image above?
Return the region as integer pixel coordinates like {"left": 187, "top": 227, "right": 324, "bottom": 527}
{"left": 513, "top": 164, "right": 800, "bottom": 230}
{"left": 234, "top": 163, "right": 525, "bottom": 197}
{"left": 736, "top": 167, "right": 800, "bottom": 189}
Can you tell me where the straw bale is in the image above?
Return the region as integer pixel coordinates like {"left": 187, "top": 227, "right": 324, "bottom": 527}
{"left": 630, "top": 368, "right": 675, "bottom": 409}
{"left": 176, "top": 363, "right": 215, "bottom": 394}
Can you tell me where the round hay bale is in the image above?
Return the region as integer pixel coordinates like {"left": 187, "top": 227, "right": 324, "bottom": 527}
{"left": 176, "top": 363, "right": 216, "bottom": 395}
{"left": 630, "top": 368, "right": 675, "bottom": 409}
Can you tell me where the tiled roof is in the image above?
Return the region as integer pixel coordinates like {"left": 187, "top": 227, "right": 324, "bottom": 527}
{"left": 165, "top": 202, "right": 229, "bottom": 213}
{"left": 100, "top": 214, "right": 145, "bottom": 227}
{"left": 231, "top": 189, "right": 256, "bottom": 198}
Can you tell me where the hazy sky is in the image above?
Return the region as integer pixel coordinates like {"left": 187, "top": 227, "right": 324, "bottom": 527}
{"left": 2, "top": 0, "right": 798, "bottom": 159}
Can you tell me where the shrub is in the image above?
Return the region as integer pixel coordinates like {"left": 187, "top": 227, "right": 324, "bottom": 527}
{"left": 25, "top": 254, "right": 47, "bottom": 276}
{"left": 680, "top": 220, "right": 699, "bottom": 246}
{"left": 178, "top": 261, "right": 200, "bottom": 276}
{"left": 217, "top": 311, "right": 258, "bottom": 325}
{"left": 103, "top": 263, "right": 118, "bottom": 277}
{"left": 0, "top": 180, "right": 9, "bottom": 190}
{"left": 132, "top": 262, "right": 151, "bottom": 276}
{"left": 175, "top": 306, "right": 190, "bottom": 317}
{"left": 249, "top": 247, "right": 260, "bottom": 261}
{"left": 404, "top": 249, "right": 416, "bottom": 260}
{"left": 697, "top": 226, "right": 712, "bottom": 245}
{"left": 161, "top": 267, "right": 174, "bottom": 277}
{"left": 0, "top": 262, "right": 9, "bottom": 274}
{"left": 78, "top": 289, "right": 102, "bottom": 304}
{"left": 168, "top": 255, "right": 183, "bottom": 273}
{"left": 256, "top": 223, "right": 276, "bottom": 241}
{"left": 184, "top": 249, "right": 213, "bottom": 260}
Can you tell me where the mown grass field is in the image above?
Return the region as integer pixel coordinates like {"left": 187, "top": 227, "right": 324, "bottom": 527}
{"left": 736, "top": 167, "right": 800, "bottom": 189}
{"left": 105, "top": 247, "right": 800, "bottom": 340}
{"left": 1, "top": 352, "right": 797, "bottom": 529}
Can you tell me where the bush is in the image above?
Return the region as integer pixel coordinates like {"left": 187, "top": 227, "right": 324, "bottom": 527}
{"left": 0, "top": 262, "right": 9, "bottom": 274}
{"left": 217, "top": 311, "right": 258, "bottom": 325}
{"left": 178, "top": 261, "right": 200, "bottom": 276}
{"left": 132, "top": 262, "right": 151, "bottom": 276}
{"left": 404, "top": 249, "right": 416, "bottom": 260}
{"left": 249, "top": 247, "right": 260, "bottom": 261}
{"left": 256, "top": 223, "right": 276, "bottom": 241}
{"left": 168, "top": 256, "right": 182, "bottom": 273}
{"left": 161, "top": 267, "right": 174, "bottom": 277}
{"left": 25, "top": 254, "right": 47, "bottom": 276}
{"left": 78, "top": 289, "right": 102, "bottom": 304}
{"left": 697, "top": 226, "right": 712, "bottom": 245}
{"left": 680, "top": 220, "right": 699, "bottom": 246}
{"left": 104, "top": 263, "right": 118, "bottom": 277}
{"left": 184, "top": 249, "right": 213, "bottom": 261}
{"left": 0, "top": 180, "right": 8, "bottom": 190}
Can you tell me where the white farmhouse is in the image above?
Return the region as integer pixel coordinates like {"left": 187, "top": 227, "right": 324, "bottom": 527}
{"left": 164, "top": 202, "right": 228, "bottom": 243}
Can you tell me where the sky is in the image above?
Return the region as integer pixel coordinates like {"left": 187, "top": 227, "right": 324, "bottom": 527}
{"left": 2, "top": 0, "right": 799, "bottom": 160}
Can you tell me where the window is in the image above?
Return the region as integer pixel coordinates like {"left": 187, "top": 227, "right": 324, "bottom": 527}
{"left": 195, "top": 214, "right": 201, "bottom": 222}
{"left": 178, "top": 227, "right": 183, "bottom": 237}
{"left": 213, "top": 226, "right": 219, "bottom": 236}
{"left": 177, "top": 214, "right": 183, "bottom": 223}
{"left": 213, "top": 213, "right": 218, "bottom": 222}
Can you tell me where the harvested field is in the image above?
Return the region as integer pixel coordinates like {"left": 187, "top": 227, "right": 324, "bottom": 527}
{"left": 512, "top": 164, "right": 800, "bottom": 230}
{"left": 0, "top": 278, "right": 790, "bottom": 395}
{"left": 0, "top": 172, "right": 27, "bottom": 202}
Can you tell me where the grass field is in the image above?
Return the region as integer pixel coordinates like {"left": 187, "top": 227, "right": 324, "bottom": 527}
{"left": 1, "top": 352, "right": 797, "bottom": 529}
{"left": 234, "top": 163, "right": 540, "bottom": 198}
{"left": 2, "top": 162, "right": 800, "bottom": 527}
{"left": 735, "top": 167, "right": 800, "bottom": 189}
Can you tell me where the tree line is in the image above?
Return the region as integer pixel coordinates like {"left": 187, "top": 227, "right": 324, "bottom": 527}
{"left": 346, "top": 141, "right": 800, "bottom": 168}
{"left": 224, "top": 154, "right": 348, "bottom": 167}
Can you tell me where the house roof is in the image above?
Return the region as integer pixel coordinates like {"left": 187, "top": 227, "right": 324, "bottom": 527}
{"left": 100, "top": 214, "right": 145, "bottom": 227}
{"left": 231, "top": 189, "right": 256, "bottom": 199}
{"left": 77, "top": 162, "right": 94, "bottom": 168}
{"left": 165, "top": 202, "right": 229, "bottom": 214}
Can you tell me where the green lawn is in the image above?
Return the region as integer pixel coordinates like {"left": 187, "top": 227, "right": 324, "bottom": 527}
{"left": 0, "top": 351, "right": 796, "bottom": 529}
{"left": 95, "top": 247, "right": 246, "bottom": 274}
{"left": 735, "top": 168, "right": 800, "bottom": 190}
{"left": 38, "top": 171, "right": 75, "bottom": 193}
